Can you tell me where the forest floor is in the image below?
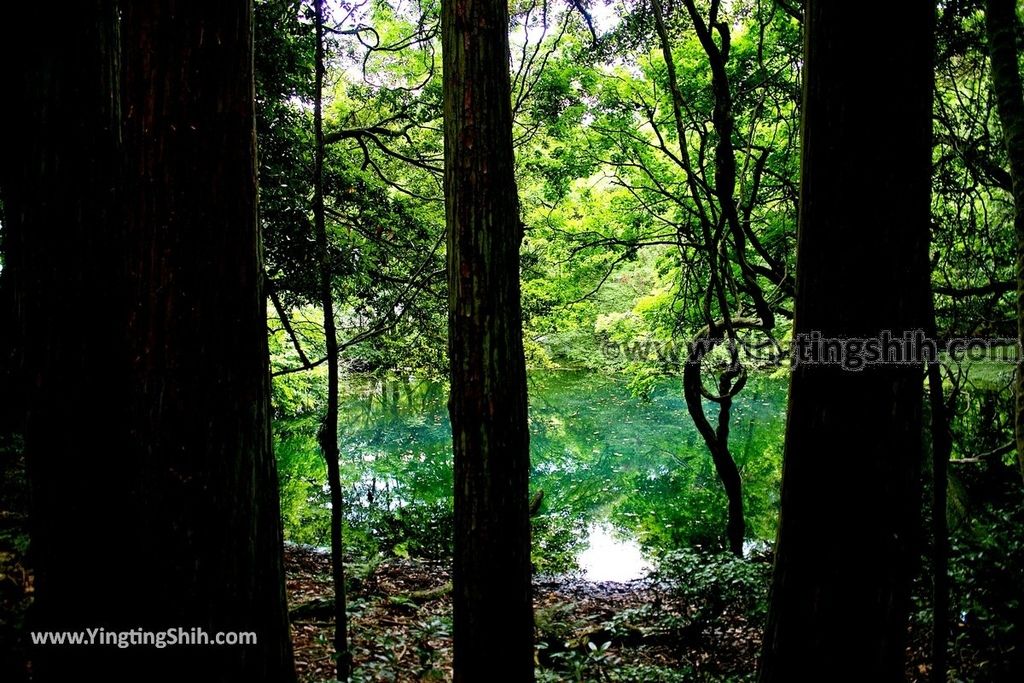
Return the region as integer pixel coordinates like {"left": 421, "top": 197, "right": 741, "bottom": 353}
{"left": 286, "top": 544, "right": 945, "bottom": 683}
{"left": 289, "top": 543, "right": 763, "bottom": 683}
{"left": 0, "top": 532, "right": 955, "bottom": 681}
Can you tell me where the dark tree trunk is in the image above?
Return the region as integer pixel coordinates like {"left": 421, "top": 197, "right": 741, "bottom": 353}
{"left": 441, "top": 0, "right": 535, "bottom": 679}
{"left": 681, "top": 0, "right": 775, "bottom": 331}
{"left": 985, "top": 0, "right": 1024, "bottom": 484}
{"left": 1, "top": 1, "right": 295, "bottom": 680}
{"left": 652, "top": 0, "right": 764, "bottom": 557}
{"left": 312, "top": 0, "right": 351, "bottom": 678}
{"left": 759, "top": 3, "right": 933, "bottom": 681}
{"left": 927, "top": 345, "right": 951, "bottom": 683}
{"left": 683, "top": 321, "right": 763, "bottom": 556}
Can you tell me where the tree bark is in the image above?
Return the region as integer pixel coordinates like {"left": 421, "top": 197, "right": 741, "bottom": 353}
{"left": 985, "top": 0, "right": 1024, "bottom": 484}
{"left": 442, "top": 0, "right": 535, "bottom": 680}
{"left": 312, "top": 0, "right": 351, "bottom": 678}
{"left": 759, "top": 3, "right": 934, "bottom": 681}
{"left": 1, "top": 1, "right": 295, "bottom": 680}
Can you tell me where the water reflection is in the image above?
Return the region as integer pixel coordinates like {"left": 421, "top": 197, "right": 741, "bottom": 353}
{"left": 577, "top": 523, "right": 652, "bottom": 582}
{"left": 275, "top": 370, "right": 788, "bottom": 572}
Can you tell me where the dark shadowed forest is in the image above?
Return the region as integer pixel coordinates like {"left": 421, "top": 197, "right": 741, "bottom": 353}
{"left": 2, "top": 1, "right": 1024, "bottom": 681}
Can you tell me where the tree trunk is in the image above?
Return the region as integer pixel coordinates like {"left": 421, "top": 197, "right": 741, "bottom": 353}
{"left": 683, "top": 322, "right": 763, "bottom": 556}
{"left": 759, "top": 3, "right": 933, "bottom": 681}
{"left": 985, "top": 0, "right": 1024, "bottom": 484}
{"left": 312, "top": 0, "right": 351, "bottom": 678}
{"left": 652, "top": 0, "right": 765, "bottom": 557}
{"left": 927, "top": 350, "right": 951, "bottom": 683}
{"left": 1, "top": 1, "right": 295, "bottom": 680}
{"left": 441, "top": 0, "right": 535, "bottom": 679}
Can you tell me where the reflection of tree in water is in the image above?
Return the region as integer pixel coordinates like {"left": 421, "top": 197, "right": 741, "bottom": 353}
{"left": 528, "top": 371, "right": 787, "bottom": 559}
{"left": 279, "top": 370, "right": 789, "bottom": 567}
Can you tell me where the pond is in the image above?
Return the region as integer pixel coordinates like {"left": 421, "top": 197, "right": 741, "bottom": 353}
{"left": 275, "top": 370, "right": 788, "bottom": 576}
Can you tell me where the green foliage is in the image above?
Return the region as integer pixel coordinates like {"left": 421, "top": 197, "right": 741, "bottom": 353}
{"left": 250, "top": 4, "right": 1024, "bottom": 678}
{"left": 543, "top": 640, "right": 620, "bottom": 683}
{"left": 654, "top": 547, "right": 772, "bottom": 624}
{"left": 937, "top": 384, "right": 1024, "bottom": 681}
{"left": 276, "top": 413, "right": 331, "bottom": 547}
{"left": 534, "top": 602, "right": 577, "bottom": 647}
{"left": 536, "top": 635, "right": 697, "bottom": 683}
{"left": 948, "top": 498, "right": 1024, "bottom": 678}
{"left": 531, "top": 511, "right": 588, "bottom": 575}
{"left": 932, "top": 0, "right": 1016, "bottom": 339}
{"left": 256, "top": 0, "right": 448, "bottom": 378}
{"left": 410, "top": 616, "right": 451, "bottom": 680}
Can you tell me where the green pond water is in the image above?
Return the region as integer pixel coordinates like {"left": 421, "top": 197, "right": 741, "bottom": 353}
{"left": 276, "top": 371, "right": 789, "bottom": 578}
